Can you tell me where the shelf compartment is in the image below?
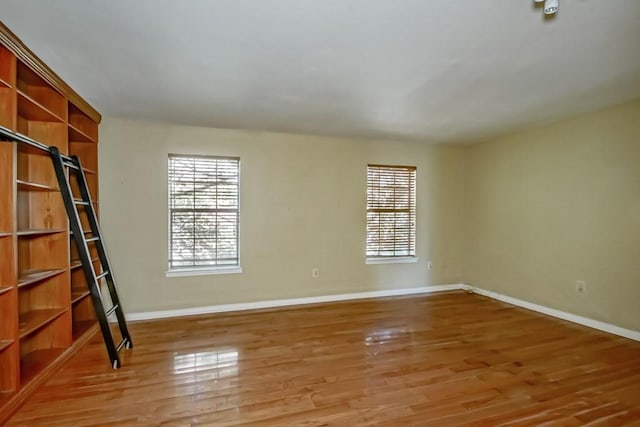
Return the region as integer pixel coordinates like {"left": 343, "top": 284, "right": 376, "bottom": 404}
{"left": 71, "top": 240, "right": 99, "bottom": 265}
{"left": 0, "top": 236, "right": 15, "bottom": 291}
{"left": 70, "top": 256, "right": 99, "bottom": 271}
{"left": 18, "top": 268, "right": 66, "bottom": 288}
{"left": 71, "top": 258, "right": 101, "bottom": 291}
{"left": 0, "top": 341, "right": 18, "bottom": 397}
{"left": 69, "top": 141, "right": 98, "bottom": 173}
{"left": 69, "top": 168, "right": 99, "bottom": 202}
{"left": 0, "top": 291, "right": 18, "bottom": 341}
{"left": 0, "top": 86, "right": 15, "bottom": 130}
{"left": 16, "top": 128, "right": 66, "bottom": 187}
{"left": 17, "top": 228, "right": 68, "bottom": 275}
{"left": 68, "top": 102, "right": 98, "bottom": 142}
{"left": 0, "top": 45, "right": 15, "bottom": 88}
{"left": 0, "top": 142, "right": 14, "bottom": 232}
{"left": 72, "top": 294, "right": 96, "bottom": 341}
{"left": 68, "top": 124, "right": 96, "bottom": 144}
{"left": 0, "top": 340, "right": 13, "bottom": 353}
{"left": 17, "top": 90, "right": 65, "bottom": 123}
{"left": 13, "top": 137, "right": 49, "bottom": 156}
{"left": 0, "top": 47, "right": 15, "bottom": 133}
{"left": 17, "top": 187, "right": 66, "bottom": 234}
{"left": 17, "top": 179, "right": 58, "bottom": 192}
{"left": 79, "top": 210, "right": 92, "bottom": 234}
{"left": 18, "top": 269, "right": 69, "bottom": 306}
{"left": 18, "top": 308, "right": 67, "bottom": 338}
{"left": 17, "top": 61, "right": 66, "bottom": 122}
{"left": 20, "top": 347, "right": 65, "bottom": 386}
{"left": 72, "top": 320, "right": 95, "bottom": 341}
{"left": 71, "top": 290, "right": 90, "bottom": 304}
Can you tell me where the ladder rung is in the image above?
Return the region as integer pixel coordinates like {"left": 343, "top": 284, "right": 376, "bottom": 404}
{"left": 96, "top": 270, "right": 109, "bottom": 280}
{"left": 116, "top": 338, "right": 128, "bottom": 352}
{"left": 63, "top": 160, "right": 80, "bottom": 170}
{"left": 85, "top": 236, "right": 100, "bottom": 242}
{"left": 74, "top": 199, "right": 90, "bottom": 206}
{"left": 105, "top": 304, "right": 119, "bottom": 317}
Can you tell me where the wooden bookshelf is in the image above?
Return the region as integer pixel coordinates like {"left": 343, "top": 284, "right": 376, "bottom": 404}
{"left": 0, "top": 45, "right": 16, "bottom": 130}
{"left": 0, "top": 22, "right": 102, "bottom": 423}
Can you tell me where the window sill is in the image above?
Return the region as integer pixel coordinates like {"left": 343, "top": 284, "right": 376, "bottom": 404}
{"left": 165, "top": 266, "right": 243, "bottom": 278}
{"left": 366, "top": 257, "right": 418, "bottom": 265}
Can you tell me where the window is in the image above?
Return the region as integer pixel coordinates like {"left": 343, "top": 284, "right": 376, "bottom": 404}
{"left": 168, "top": 154, "right": 240, "bottom": 271}
{"left": 366, "top": 164, "right": 416, "bottom": 259}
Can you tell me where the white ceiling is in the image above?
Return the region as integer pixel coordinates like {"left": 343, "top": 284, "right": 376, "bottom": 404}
{"left": 1, "top": 0, "right": 639, "bottom": 143}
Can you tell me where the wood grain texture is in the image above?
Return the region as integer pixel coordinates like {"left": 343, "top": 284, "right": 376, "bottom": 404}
{"left": 6, "top": 291, "right": 640, "bottom": 426}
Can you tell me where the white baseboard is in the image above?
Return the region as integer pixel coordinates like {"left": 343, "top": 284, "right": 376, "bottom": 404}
{"left": 124, "top": 283, "right": 640, "bottom": 342}
{"left": 125, "top": 284, "right": 464, "bottom": 321}
{"left": 469, "top": 286, "right": 640, "bottom": 342}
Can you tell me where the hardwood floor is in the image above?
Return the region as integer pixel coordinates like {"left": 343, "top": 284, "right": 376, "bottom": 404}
{"left": 6, "top": 291, "right": 640, "bottom": 426}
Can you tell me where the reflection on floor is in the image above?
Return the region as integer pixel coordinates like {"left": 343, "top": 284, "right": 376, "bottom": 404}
{"left": 173, "top": 350, "right": 239, "bottom": 377}
{"left": 6, "top": 291, "right": 640, "bottom": 425}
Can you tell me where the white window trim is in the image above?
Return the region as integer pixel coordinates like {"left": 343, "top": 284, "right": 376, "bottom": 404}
{"left": 165, "top": 266, "right": 243, "bottom": 278}
{"left": 366, "top": 164, "right": 417, "bottom": 259}
{"left": 167, "top": 154, "right": 241, "bottom": 272}
{"left": 366, "top": 257, "right": 418, "bottom": 265}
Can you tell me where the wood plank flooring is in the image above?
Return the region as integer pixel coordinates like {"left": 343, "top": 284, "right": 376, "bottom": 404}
{"left": 6, "top": 291, "right": 640, "bottom": 426}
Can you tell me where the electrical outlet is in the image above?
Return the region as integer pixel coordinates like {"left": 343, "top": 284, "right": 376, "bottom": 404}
{"left": 427, "top": 261, "right": 433, "bottom": 270}
{"left": 576, "top": 280, "right": 586, "bottom": 294}
{"left": 312, "top": 268, "right": 320, "bottom": 278}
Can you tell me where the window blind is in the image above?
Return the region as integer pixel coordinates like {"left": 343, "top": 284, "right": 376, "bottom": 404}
{"left": 168, "top": 154, "right": 240, "bottom": 269}
{"left": 366, "top": 164, "right": 416, "bottom": 258}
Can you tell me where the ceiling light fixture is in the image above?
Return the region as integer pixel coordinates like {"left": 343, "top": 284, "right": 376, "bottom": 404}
{"left": 544, "top": 0, "right": 559, "bottom": 14}
{"left": 533, "top": 0, "right": 559, "bottom": 16}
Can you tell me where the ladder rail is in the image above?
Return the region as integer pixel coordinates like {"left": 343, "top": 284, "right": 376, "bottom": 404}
{"left": 70, "top": 155, "right": 133, "bottom": 349}
{"left": 50, "top": 147, "right": 124, "bottom": 367}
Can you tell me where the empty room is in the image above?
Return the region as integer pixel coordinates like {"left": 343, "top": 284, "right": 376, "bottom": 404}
{"left": 0, "top": 0, "right": 639, "bottom": 425}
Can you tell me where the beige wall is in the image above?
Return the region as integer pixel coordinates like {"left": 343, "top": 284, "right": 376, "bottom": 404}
{"left": 463, "top": 100, "right": 640, "bottom": 330}
{"left": 99, "top": 118, "right": 465, "bottom": 313}
{"left": 100, "top": 99, "right": 640, "bottom": 331}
